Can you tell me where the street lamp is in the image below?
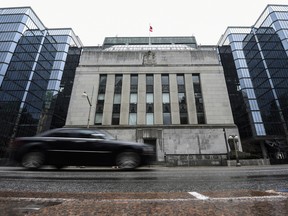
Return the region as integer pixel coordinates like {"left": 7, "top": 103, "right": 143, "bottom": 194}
{"left": 228, "top": 135, "right": 241, "bottom": 167}
{"left": 82, "top": 91, "right": 92, "bottom": 128}
{"left": 223, "top": 128, "right": 230, "bottom": 160}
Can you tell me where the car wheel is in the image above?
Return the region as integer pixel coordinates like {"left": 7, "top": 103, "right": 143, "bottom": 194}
{"left": 21, "top": 151, "right": 45, "bottom": 170}
{"left": 116, "top": 152, "right": 140, "bottom": 169}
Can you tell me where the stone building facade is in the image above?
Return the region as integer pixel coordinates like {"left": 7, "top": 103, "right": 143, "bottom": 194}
{"left": 66, "top": 37, "right": 240, "bottom": 165}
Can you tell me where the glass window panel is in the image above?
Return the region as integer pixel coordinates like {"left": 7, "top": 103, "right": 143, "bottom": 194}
{"left": 246, "top": 89, "right": 256, "bottom": 99}
{"left": 249, "top": 100, "right": 259, "bottom": 111}
{"left": 192, "top": 74, "right": 200, "bottom": 83}
{"left": 146, "top": 93, "right": 153, "bottom": 103}
{"left": 197, "top": 113, "right": 205, "bottom": 124}
{"left": 113, "top": 94, "right": 121, "bottom": 104}
{"left": 130, "top": 93, "right": 137, "bottom": 103}
{"left": 180, "top": 113, "right": 188, "bottom": 124}
{"left": 115, "top": 75, "right": 122, "bottom": 86}
{"left": 178, "top": 93, "right": 185, "bottom": 104}
{"left": 161, "top": 75, "right": 169, "bottom": 85}
{"left": 98, "top": 94, "right": 105, "bottom": 100}
{"left": 99, "top": 86, "right": 106, "bottom": 93}
{"left": 131, "top": 75, "right": 138, "bottom": 85}
{"left": 177, "top": 75, "right": 184, "bottom": 85}
{"left": 146, "top": 113, "right": 154, "bottom": 125}
{"left": 255, "top": 123, "right": 266, "bottom": 136}
{"left": 129, "top": 103, "right": 137, "bottom": 113}
{"left": 179, "top": 104, "right": 187, "bottom": 113}
{"left": 146, "top": 103, "right": 154, "bottom": 113}
{"left": 146, "top": 75, "right": 153, "bottom": 85}
{"left": 162, "top": 84, "right": 169, "bottom": 92}
{"left": 178, "top": 85, "right": 185, "bottom": 93}
{"left": 163, "top": 113, "right": 171, "bottom": 125}
{"left": 162, "top": 93, "right": 170, "bottom": 103}
{"left": 95, "top": 113, "right": 103, "bottom": 124}
{"left": 100, "top": 76, "right": 107, "bottom": 85}
{"left": 129, "top": 113, "right": 137, "bottom": 125}
{"left": 146, "top": 85, "right": 153, "bottom": 92}
{"left": 252, "top": 111, "right": 263, "bottom": 123}
{"left": 96, "top": 104, "right": 104, "bottom": 113}
{"left": 163, "top": 104, "right": 170, "bottom": 113}
{"left": 113, "top": 104, "right": 120, "bottom": 113}
{"left": 112, "top": 113, "right": 120, "bottom": 125}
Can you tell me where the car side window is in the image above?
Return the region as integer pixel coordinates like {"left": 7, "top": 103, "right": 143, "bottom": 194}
{"left": 91, "top": 134, "right": 105, "bottom": 139}
{"left": 46, "top": 132, "right": 71, "bottom": 137}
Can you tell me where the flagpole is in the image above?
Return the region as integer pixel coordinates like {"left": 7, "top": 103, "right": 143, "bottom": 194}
{"left": 149, "top": 24, "right": 151, "bottom": 45}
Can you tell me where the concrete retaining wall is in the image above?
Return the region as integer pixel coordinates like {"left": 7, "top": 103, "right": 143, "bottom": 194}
{"left": 165, "top": 154, "right": 228, "bottom": 166}
{"left": 227, "top": 159, "right": 270, "bottom": 166}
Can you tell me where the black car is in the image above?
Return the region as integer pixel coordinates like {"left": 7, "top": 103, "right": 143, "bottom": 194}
{"left": 9, "top": 128, "right": 155, "bottom": 170}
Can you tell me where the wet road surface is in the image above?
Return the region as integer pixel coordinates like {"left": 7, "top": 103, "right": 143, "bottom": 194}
{"left": 1, "top": 165, "right": 288, "bottom": 215}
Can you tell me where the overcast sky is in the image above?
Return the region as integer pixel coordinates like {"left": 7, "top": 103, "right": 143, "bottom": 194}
{"left": 1, "top": 0, "right": 287, "bottom": 46}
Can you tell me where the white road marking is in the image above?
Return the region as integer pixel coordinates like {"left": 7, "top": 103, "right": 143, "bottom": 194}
{"left": 0, "top": 196, "right": 287, "bottom": 205}
{"left": 188, "top": 192, "right": 209, "bottom": 200}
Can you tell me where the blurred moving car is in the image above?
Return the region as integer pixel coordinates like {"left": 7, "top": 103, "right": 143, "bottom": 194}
{"left": 9, "top": 128, "right": 155, "bottom": 170}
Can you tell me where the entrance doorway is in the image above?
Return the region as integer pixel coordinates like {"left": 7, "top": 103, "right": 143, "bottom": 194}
{"left": 143, "top": 138, "right": 157, "bottom": 161}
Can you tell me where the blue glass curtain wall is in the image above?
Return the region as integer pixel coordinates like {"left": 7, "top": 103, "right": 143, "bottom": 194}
{"left": 0, "top": 7, "right": 82, "bottom": 158}
{"left": 243, "top": 27, "right": 288, "bottom": 136}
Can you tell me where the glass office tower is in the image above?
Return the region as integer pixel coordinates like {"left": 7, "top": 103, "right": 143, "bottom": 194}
{"left": 218, "top": 5, "right": 288, "bottom": 161}
{"left": 0, "top": 7, "right": 82, "bottom": 157}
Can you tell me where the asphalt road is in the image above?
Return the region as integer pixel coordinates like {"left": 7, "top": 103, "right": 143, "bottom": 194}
{"left": 0, "top": 165, "right": 288, "bottom": 193}
{"left": 1, "top": 165, "right": 288, "bottom": 215}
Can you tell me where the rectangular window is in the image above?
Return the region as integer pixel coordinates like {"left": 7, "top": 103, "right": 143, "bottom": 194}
{"left": 113, "top": 93, "right": 121, "bottom": 104}
{"left": 163, "top": 113, "right": 171, "bottom": 125}
{"left": 95, "top": 113, "right": 103, "bottom": 125}
{"left": 112, "top": 75, "right": 122, "bottom": 125}
{"left": 129, "top": 75, "right": 138, "bottom": 125}
{"left": 130, "top": 74, "right": 138, "bottom": 93}
{"left": 112, "top": 113, "right": 120, "bottom": 125}
{"left": 146, "top": 75, "right": 154, "bottom": 125}
{"left": 162, "top": 75, "right": 171, "bottom": 125}
{"left": 130, "top": 93, "right": 137, "bottom": 103}
{"left": 146, "top": 103, "right": 154, "bottom": 113}
{"left": 177, "top": 74, "right": 188, "bottom": 124}
{"left": 146, "top": 74, "right": 154, "bottom": 92}
{"left": 99, "top": 75, "right": 107, "bottom": 93}
{"left": 146, "top": 113, "right": 154, "bottom": 125}
{"left": 146, "top": 93, "right": 153, "bottom": 103}
{"left": 129, "top": 103, "right": 137, "bottom": 113}
{"left": 129, "top": 113, "right": 137, "bottom": 125}
{"left": 162, "top": 93, "right": 170, "bottom": 103}
{"left": 114, "top": 75, "right": 122, "bottom": 93}
{"left": 95, "top": 74, "right": 107, "bottom": 125}
{"left": 161, "top": 74, "right": 169, "bottom": 92}
{"left": 193, "top": 74, "right": 205, "bottom": 124}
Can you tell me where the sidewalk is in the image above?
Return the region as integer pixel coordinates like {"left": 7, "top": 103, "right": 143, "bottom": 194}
{"left": 1, "top": 190, "right": 288, "bottom": 216}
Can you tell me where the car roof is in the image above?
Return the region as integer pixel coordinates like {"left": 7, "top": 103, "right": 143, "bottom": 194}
{"left": 37, "top": 128, "right": 100, "bottom": 136}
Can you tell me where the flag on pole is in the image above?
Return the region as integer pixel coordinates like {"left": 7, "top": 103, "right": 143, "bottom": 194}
{"left": 149, "top": 24, "right": 153, "bottom": 45}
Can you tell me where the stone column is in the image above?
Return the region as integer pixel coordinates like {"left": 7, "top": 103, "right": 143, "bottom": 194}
{"left": 185, "top": 74, "right": 197, "bottom": 124}
{"left": 169, "top": 74, "right": 180, "bottom": 124}
{"left": 120, "top": 74, "right": 130, "bottom": 125}
{"left": 102, "top": 74, "right": 114, "bottom": 125}
{"left": 137, "top": 74, "right": 146, "bottom": 124}
{"left": 154, "top": 74, "right": 163, "bottom": 124}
